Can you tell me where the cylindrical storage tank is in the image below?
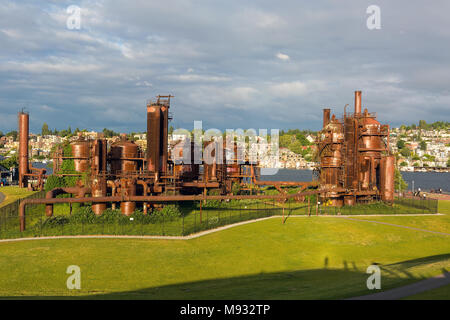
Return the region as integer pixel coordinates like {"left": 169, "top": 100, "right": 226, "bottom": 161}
{"left": 92, "top": 178, "right": 107, "bottom": 215}
{"left": 120, "top": 179, "right": 136, "bottom": 216}
{"left": 110, "top": 140, "right": 139, "bottom": 174}
{"left": 18, "top": 112, "right": 29, "bottom": 187}
{"left": 380, "top": 156, "right": 395, "bottom": 202}
{"left": 344, "top": 196, "right": 355, "bottom": 206}
{"left": 71, "top": 140, "right": 90, "bottom": 173}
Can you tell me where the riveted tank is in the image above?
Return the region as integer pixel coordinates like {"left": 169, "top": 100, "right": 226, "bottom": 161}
{"left": 318, "top": 113, "right": 344, "bottom": 206}
{"left": 110, "top": 138, "right": 139, "bottom": 174}
{"left": 358, "top": 109, "right": 383, "bottom": 190}
{"left": 71, "top": 138, "right": 90, "bottom": 173}
{"left": 380, "top": 155, "right": 395, "bottom": 202}
{"left": 91, "top": 177, "right": 107, "bottom": 215}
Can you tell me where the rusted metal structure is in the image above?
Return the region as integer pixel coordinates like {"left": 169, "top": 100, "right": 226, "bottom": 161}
{"left": 18, "top": 111, "right": 46, "bottom": 190}
{"left": 43, "top": 95, "right": 267, "bottom": 217}
{"left": 317, "top": 91, "right": 395, "bottom": 206}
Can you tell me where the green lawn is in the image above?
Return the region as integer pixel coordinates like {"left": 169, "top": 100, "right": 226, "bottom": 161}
{"left": 0, "top": 214, "right": 449, "bottom": 299}
{"left": 0, "top": 186, "right": 36, "bottom": 208}
{"left": 439, "top": 200, "right": 450, "bottom": 214}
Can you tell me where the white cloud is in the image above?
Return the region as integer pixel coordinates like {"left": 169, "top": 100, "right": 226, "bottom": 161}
{"left": 163, "top": 74, "right": 231, "bottom": 82}
{"left": 276, "top": 53, "right": 290, "bottom": 61}
{"left": 270, "top": 81, "right": 326, "bottom": 97}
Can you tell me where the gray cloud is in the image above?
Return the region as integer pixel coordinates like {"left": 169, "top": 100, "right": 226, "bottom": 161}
{"left": 0, "top": 0, "right": 449, "bottom": 134}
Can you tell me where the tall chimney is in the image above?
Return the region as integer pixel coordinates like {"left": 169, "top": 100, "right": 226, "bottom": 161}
{"left": 160, "top": 105, "right": 169, "bottom": 174}
{"left": 323, "top": 108, "right": 331, "bottom": 128}
{"left": 18, "top": 111, "right": 29, "bottom": 188}
{"left": 147, "top": 104, "right": 161, "bottom": 173}
{"left": 355, "top": 91, "right": 362, "bottom": 115}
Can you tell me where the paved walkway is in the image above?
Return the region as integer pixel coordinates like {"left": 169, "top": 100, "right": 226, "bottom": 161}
{"left": 348, "top": 272, "right": 450, "bottom": 300}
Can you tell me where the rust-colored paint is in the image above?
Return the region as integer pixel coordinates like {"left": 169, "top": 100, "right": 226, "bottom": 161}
{"left": 18, "top": 112, "right": 29, "bottom": 188}
{"left": 317, "top": 91, "right": 393, "bottom": 206}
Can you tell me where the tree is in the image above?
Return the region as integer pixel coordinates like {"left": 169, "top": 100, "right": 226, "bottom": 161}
{"left": 394, "top": 168, "right": 408, "bottom": 192}
{"left": 418, "top": 120, "right": 428, "bottom": 130}
{"left": 399, "top": 148, "right": 411, "bottom": 158}
{"left": 41, "top": 123, "right": 51, "bottom": 136}
{"left": 419, "top": 140, "right": 427, "bottom": 151}
{"left": 396, "top": 140, "right": 405, "bottom": 149}
{"left": 447, "top": 159, "right": 450, "bottom": 168}
{"left": 6, "top": 130, "right": 18, "bottom": 141}
{"left": 0, "top": 154, "right": 18, "bottom": 169}
{"left": 400, "top": 161, "right": 408, "bottom": 167}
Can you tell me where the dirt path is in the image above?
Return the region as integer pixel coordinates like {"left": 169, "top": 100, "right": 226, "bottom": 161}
{"left": 348, "top": 272, "right": 450, "bottom": 300}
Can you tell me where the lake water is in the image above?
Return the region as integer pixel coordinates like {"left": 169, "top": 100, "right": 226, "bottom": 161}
{"left": 33, "top": 162, "right": 449, "bottom": 193}
{"left": 261, "top": 169, "right": 450, "bottom": 193}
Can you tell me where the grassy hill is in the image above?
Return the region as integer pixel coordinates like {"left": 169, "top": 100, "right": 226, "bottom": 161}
{"left": 0, "top": 213, "right": 449, "bottom": 299}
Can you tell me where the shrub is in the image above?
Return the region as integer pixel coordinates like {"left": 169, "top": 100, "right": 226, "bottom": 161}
{"left": 71, "top": 206, "right": 96, "bottom": 224}
{"left": 152, "top": 204, "right": 182, "bottom": 221}
{"left": 41, "top": 215, "right": 70, "bottom": 228}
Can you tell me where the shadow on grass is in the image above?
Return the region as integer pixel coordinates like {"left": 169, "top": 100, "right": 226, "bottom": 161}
{"left": 2, "top": 254, "right": 448, "bottom": 300}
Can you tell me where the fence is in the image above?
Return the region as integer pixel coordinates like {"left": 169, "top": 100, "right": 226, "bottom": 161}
{"left": 0, "top": 193, "right": 440, "bottom": 240}
{"left": 0, "top": 191, "right": 46, "bottom": 219}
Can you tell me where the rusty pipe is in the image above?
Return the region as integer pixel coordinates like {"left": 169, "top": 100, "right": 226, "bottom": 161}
{"left": 107, "top": 180, "right": 118, "bottom": 210}
{"left": 45, "top": 187, "right": 91, "bottom": 217}
{"left": 136, "top": 180, "right": 149, "bottom": 214}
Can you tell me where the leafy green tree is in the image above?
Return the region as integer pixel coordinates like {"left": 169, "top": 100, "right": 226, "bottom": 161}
{"left": 6, "top": 130, "right": 18, "bottom": 141}
{"left": 419, "top": 140, "right": 427, "bottom": 151}
{"left": 41, "top": 123, "right": 51, "bottom": 136}
{"left": 394, "top": 168, "right": 408, "bottom": 192}
{"left": 400, "top": 161, "right": 408, "bottom": 167}
{"left": 399, "top": 148, "right": 411, "bottom": 158}
{"left": 396, "top": 140, "right": 405, "bottom": 149}
{"left": 289, "top": 141, "right": 304, "bottom": 155}
{"left": 418, "top": 120, "right": 428, "bottom": 130}
{"left": 0, "top": 154, "right": 18, "bottom": 169}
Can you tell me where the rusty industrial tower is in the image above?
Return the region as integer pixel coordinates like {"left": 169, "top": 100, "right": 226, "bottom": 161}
{"left": 317, "top": 91, "right": 395, "bottom": 206}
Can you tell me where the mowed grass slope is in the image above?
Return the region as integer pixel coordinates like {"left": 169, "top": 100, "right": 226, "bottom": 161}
{"left": 0, "top": 186, "right": 36, "bottom": 208}
{"left": 0, "top": 213, "right": 449, "bottom": 299}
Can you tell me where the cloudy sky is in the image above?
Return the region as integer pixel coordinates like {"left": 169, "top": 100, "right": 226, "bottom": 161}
{"left": 0, "top": 0, "right": 449, "bottom": 134}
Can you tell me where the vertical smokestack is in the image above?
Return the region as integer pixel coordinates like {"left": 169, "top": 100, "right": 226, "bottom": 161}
{"left": 160, "top": 105, "right": 168, "bottom": 174}
{"left": 355, "top": 91, "right": 362, "bottom": 115}
{"left": 147, "top": 104, "right": 161, "bottom": 173}
{"left": 323, "top": 109, "right": 331, "bottom": 128}
{"left": 18, "top": 111, "right": 29, "bottom": 188}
